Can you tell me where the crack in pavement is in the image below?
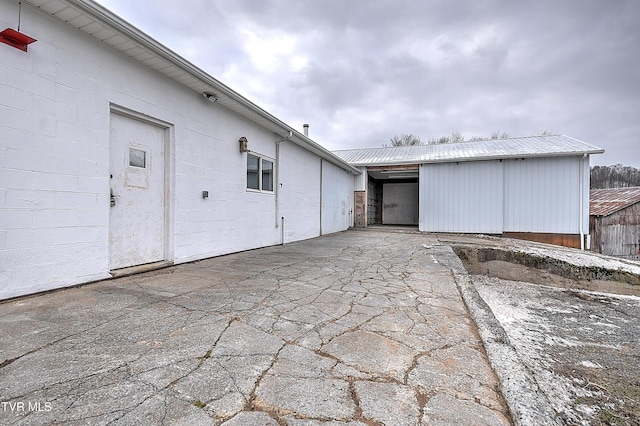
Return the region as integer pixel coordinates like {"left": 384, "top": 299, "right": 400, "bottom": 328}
{"left": 0, "top": 230, "right": 513, "bottom": 425}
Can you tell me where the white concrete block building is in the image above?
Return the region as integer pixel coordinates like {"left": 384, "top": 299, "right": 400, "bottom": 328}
{"left": 0, "top": 0, "right": 606, "bottom": 300}
{"left": 0, "top": 0, "right": 358, "bottom": 299}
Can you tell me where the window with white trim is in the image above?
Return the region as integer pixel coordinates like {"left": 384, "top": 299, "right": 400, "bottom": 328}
{"left": 247, "top": 153, "right": 274, "bottom": 192}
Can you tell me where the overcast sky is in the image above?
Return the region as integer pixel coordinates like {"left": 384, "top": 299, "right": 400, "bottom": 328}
{"left": 95, "top": 0, "right": 639, "bottom": 168}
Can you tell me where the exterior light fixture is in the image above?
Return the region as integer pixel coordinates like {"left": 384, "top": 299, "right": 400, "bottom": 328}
{"left": 239, "top": 137, "right": 248, "bottom": 153}
{"left": 0, "top": 28, "right": 36, "bottom": 52}
{"left": 202, "top": 92, "right": 218, "bottom": 103}
{"left": 1, "top": 3, "right": 37, "bottom": 52}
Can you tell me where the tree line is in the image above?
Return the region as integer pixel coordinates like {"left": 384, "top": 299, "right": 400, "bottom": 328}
{"left": 386, "top": 131, "right": 556, "bottom": 147}
{"left": 590, "top": 164, "right": 640, "bottom": 189}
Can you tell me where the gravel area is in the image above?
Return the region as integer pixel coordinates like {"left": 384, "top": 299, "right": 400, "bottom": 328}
{"left": 472, "top": 268, "right": 640, "bottom": 425}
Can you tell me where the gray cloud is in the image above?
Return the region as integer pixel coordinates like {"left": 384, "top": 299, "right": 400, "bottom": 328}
{"left": 97, "top": 0, "right": 640, "bottom": 167}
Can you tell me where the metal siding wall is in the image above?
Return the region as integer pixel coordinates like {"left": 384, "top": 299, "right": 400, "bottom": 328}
{"left": 355, "top": 167, "right": 367, "bottom": 191}
{"left": 581, "top": 157, "right": 590, "bottom": 235}
{"left": 419, "top": 161, "right": 503, "bottom": 233}
{"left": 504, "top": 157, "right": 580, "bottom": 233}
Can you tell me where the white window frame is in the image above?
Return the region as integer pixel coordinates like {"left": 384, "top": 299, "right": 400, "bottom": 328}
{"left": 247, "top": 153, "right": 275, "bottom": 193}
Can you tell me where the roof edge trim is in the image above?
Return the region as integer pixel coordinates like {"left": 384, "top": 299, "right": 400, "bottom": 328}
{"left": 345, "top": 151, "right": 604, "bottom": 167}
{"left": 51, "top": 0, "right": 359, "bottom": 174}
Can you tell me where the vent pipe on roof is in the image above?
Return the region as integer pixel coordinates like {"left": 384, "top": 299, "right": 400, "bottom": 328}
{"left": 303, "top": 124, "right": 309, "bottom": 137}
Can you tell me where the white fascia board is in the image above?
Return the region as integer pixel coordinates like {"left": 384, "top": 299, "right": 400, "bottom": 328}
{"left": 349, "top": 152, "right": 601, "bottom": 168}
{"left": 29, "top": 0, "right": 359, "bottom": 175}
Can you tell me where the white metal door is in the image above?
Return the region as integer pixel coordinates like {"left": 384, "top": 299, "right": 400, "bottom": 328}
{"left": 109, "top": 112, "right": 166, "bottom": 270}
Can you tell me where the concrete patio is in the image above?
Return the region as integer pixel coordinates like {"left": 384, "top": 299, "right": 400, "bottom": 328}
{"left": 0, "top": 229, "right": 512, "bottom": 425}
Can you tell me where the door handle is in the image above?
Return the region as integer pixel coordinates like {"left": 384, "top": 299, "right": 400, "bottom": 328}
{"left": 110, "top": 189, "right": 118, "bottom": 207}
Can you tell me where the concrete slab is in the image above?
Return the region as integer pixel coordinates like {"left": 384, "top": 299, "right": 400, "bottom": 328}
{"left": 0, "top": 229, "right": 511, "bottom": 425}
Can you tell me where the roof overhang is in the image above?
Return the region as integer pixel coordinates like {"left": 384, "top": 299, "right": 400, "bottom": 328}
{"left": 333, "top": 135, "right": 604, "bottom": 167}
{"left": 24, "top": 0, "right": 360, "bottom": 175}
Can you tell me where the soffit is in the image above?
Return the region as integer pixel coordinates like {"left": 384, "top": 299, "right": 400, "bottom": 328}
{"left": 23, "top": 0, "right": 359, "bottom": 174}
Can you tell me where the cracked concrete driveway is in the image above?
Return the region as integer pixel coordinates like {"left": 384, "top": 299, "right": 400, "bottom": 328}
{"left": 0, "top": 229, "right": 511, "bottom": 425}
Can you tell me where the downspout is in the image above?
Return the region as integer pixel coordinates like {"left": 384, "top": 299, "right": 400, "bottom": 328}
{"left": 281, "top": 216, "right": 285, "bottom": 245}
{"left": 275, "top": 131, "right": 292, "bottom": 229}
{"left": 579, "top": 154, "right": 586, "bottom": 250}
{"left": 320, "top": 158, "right": 324, "bottom": 236}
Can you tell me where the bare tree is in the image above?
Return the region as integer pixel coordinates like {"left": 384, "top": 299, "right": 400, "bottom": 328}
{"left": 425, "top": 132, "right": 465, "bottom": 145}
{"left": 387, "top": 134, "right": 422, "bottom": 146}
{"left": 386, "top": 130, "right": 555, "bottom": 147}
{"left": 425, "top": 131, "right": 510, "bottom": 145}
{"left": 450, "top": 131, "right": 465, "bottom": 143}
{"left": 494, "top": 131, "right": 509, "bottom": 139}
{"left": 426, "top": 135, "right": 447, "bottom": 145}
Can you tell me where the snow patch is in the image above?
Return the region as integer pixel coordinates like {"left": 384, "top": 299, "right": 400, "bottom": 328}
{"left": 579, "top": 360, "right": 603, "bottom": 369}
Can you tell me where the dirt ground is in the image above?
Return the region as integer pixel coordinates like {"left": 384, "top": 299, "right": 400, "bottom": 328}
{"left": 463, "top": 259, "right": 640, "bottom": 425}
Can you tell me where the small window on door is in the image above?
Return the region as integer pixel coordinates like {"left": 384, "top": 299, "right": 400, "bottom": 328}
{"left": 129, "top": 148, "right": 146, "bottom": 168}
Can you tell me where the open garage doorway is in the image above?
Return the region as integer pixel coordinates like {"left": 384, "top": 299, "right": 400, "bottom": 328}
{"left": 367, "top": 166, "right": 419, "bottom": 226}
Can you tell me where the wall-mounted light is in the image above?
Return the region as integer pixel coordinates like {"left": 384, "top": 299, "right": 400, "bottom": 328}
{"left": 1, "top": 3, "right": 37, "bottom": 52}
{"left": 0, "top": 28, "right": 36, "bottom": 52}
{"left": 239, "top": 136, "right": 248, "bottom": 153}
{"left": 202, "top": 92, "right": 218, "bottom": 103}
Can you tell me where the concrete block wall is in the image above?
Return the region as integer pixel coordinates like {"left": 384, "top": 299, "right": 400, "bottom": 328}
{"left": 278, "top": 142, "right": 322, "bottom": 243}
{"left": 1, "top": 3, "right": 110, "bottom": 298}
{"left": 0, "top": 2, "right": 352, "bottom": 299}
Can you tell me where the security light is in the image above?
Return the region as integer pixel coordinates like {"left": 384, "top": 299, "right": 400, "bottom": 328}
{"left": 202, "top": 92, "right": 218, "bottom": 103}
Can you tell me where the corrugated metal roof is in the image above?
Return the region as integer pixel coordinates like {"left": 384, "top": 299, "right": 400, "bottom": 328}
{"left": 24, "top": 0, "right": 359, "bottom": 174}
{"left": 589, "top": 187, "right": 640, "bottom": 216}
{"left": 332, "top": 135, "right": 604, "bottom": 166}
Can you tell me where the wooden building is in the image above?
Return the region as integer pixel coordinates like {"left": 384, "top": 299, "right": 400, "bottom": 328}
{"left": 590, "top": 187, "right": 640, "bottom": 259}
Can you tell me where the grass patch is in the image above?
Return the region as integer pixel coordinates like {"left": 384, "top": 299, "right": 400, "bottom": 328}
{"left": 193, "top": 400, "right": 206, "bottom": 409}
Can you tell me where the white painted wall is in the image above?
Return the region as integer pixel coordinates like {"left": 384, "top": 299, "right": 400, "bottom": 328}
{"left": 420, "top": 161, "right": 503, "bottom": 233}
{"left": 581, "top": 155, "right": 590, "bottom": 235}
{"left": 504, "top": 156, "right": 581, "bottom": 234}
{"left": 354, "top": 167, "right": 367, "bottom": 191}
{"left": 419, "top": 156, "right": 587, "bottom": 235}
{"left": 321, "top": 160, "right": 354, "bottom": 234}
{"left": 0, "top": 3, "right": 352, "bottom": 299}
{"left": 278, "top": 142, "right": 321, "bottom": 243}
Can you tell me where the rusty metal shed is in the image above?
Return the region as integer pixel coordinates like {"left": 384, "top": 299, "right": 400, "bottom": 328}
{"left": 590, "top": 187, "right": 640, "bottom": 259}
